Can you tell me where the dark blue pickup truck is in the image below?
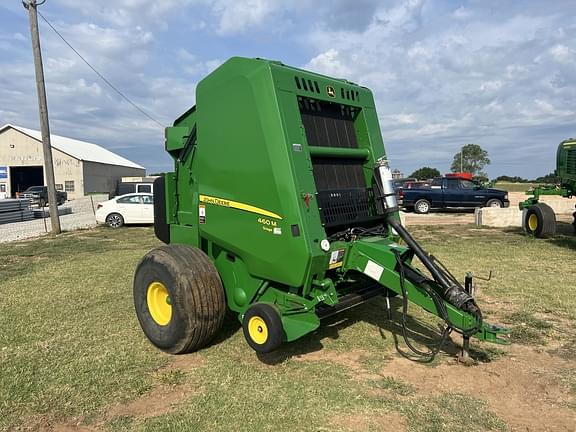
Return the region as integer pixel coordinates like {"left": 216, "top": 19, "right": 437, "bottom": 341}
{"left": 401, "top": 176, "right": 509, "bottom": 214}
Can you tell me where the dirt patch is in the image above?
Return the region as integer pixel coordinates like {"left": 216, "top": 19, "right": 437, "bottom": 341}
{"left": 294, "top": 349, "right": 380, "bottom": 381}
{"left": 103, "top": 382, "right": 201, "bottom": 421}
{"left": 380, "top": 344, "right": 575, "bottom": 431}
{"left": 298, "top": 345, "right": 575, "bottom": 431}
{"left": 37, "top": 354, "right": 206, "bottom": 431}
{"left": 480, "top": 295, "right": 519, "bottom": 314}
{"left": 161, "top": 351, "right": 205, "bottom": 372}
{"left": 103, "top": 352, "right": 204, "bottom": 421}
{"left": 327, "top": 412, "right": 408, "bottom": 432}
{"left": 38, "top": 424, "right": 96, "bottom": 432}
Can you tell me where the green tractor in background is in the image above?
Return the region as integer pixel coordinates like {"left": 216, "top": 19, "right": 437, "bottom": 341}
{"left": 520, "top": 138, "right": 576, "bottom": 238}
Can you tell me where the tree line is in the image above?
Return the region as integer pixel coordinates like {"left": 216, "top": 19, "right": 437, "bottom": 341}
{"left": 407, "top": 144, "right": 557, "bottom": 183}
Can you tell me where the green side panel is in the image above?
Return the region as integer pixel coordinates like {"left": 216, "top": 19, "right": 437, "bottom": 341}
{"left": 193, "top": 57, "right": 316, "bottom": 288}
{"left": 165, "top": 172, "right": 177, "bottom": 224}
{"left": 213, "top": 251, "right": 263, "bottom": 312}
{"left": 167, "top": 56, "right": 401, "bottom": 303}
{"left": 165, "top": 127, "right": 188, "bottom": 153}
{"left": 557, "top": 139, "right": 576, "bottom": 193}
{"left": 170, "top": 224, "right": 198, "bottom": 247}
{"left": 525, "top": 138, "right": 576, "bottom": 208}
{"left": 281, "top": 312, "right": 320, "bottom": 342}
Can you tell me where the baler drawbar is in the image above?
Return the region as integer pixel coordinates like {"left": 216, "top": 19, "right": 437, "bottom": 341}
{"left": 133, "top": 57, "right": 509, "bottom": 357}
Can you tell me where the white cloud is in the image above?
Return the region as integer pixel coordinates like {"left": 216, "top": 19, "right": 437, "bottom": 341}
{"left": 2, "top": 0, "right": 575, "bottom": 176}
{"left": 53, "top": 0, "right": 196, "bottom": 27}
{"left": 0, "top": 10, "right": 209, "bottom": 171}
{"left": 305, "top": 49, "right": 351, "bottom": 78}
{"left": 383, "top": 113, "right": 418, "bottom": 125}
{"left": 549, "top": 44, "right": 576, "bottom": 64}
{"left": 300, "top": 1, "right": 576, "bottom": 177}
{"left": 452, "top": 6, "right": 473, "bottom": 20}
{"left": 479, "top": 80, "right": 503, "bottom": 93}
{"left": 211, "top": 0, "right": 279, "bottom": 34}
{"left": 176, "top": 49, "right": 222, "bottom": 77}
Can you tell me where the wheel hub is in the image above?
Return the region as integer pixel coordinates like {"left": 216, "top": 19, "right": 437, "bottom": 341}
{"left": 108, "top": 215, "right": 122, "bottom": 227}
{"left": 528, "top": 214, "right": 538, "bottom": 231}
{"left": 248, "top": 316, "right": 268, "bottom": 345}
{"left": 147, "top": 281, "right": 172, "bottom": 326}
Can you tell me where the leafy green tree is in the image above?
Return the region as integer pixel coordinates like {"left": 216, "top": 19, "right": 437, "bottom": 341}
{"left": 450, "top": 144, "right": 490, "bottom": 177}
{"left": 494, "top": 175, "right": 528, "bottom": 183}
{"left": 409, "top": 167, "right": 440, "bottom": 180}
{"left": 533, "top": 172, "right": 560, "bottom": 184}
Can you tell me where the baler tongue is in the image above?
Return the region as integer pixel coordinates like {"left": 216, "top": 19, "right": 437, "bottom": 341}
{"left": 341, "top": 226, "right": 510, "bottom": 360}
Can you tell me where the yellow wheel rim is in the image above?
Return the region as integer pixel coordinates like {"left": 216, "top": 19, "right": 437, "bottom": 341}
{"left": 147, "top": 282, "right": 172, "bottom": 326}
{"left": 248, "top": 316, "right": 268, "bottom": 345}
{"left": 528, "top": 214, "right": 538, "bottom": 232}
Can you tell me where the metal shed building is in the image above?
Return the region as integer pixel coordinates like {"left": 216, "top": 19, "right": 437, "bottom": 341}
{"left": 0, "top": 124, "right": 145, "bottom": 200}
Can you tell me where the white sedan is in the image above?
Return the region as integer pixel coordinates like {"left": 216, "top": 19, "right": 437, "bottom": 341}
{"left": 96, "top": 193, "right": 154, "bottom": 228}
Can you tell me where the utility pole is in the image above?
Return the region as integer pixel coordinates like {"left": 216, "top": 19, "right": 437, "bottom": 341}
{"left": 24, "top": 0, "right": 61, "bottom": 234}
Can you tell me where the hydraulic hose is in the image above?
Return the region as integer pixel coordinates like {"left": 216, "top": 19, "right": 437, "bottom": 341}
{"left": 386, "top": 216, "right": 479, "bottom": 319}
{"left": 372, "top": 165, "right": 482, "bottom": 340}
{"left": 373, "top": 164, "right": 474, "bottom": 312}
{"left": 392, "top": 249, "right": 452, "bottom": 361}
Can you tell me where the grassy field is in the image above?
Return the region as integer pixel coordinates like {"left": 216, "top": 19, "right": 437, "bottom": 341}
{"left": 1, "top": 225, "right": 575, "bottom": 431}
{"left": 493, "top": 182, "right": 538, "bottom": 192}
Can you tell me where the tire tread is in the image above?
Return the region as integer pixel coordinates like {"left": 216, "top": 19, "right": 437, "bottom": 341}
{"left": 525, "top": 203, "right": 556, "bottom": 238}
{"left": 134, "top": 245, "right": 226, "bottom": 354}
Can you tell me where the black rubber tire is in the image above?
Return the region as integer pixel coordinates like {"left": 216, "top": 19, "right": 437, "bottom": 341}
{"left": 485, "top": 199, "right": 503, "bottom": 208}
{"left": 106, "top": 213, "right": 124, "bottom": 228}
{"left": 525, "top": 203, "right": 556, "bottom": 238}
{"left": 242, "top": 303, "right": 284, "bottom": 353}
{"left": 414, "top": 199, "right": 431, "bottom": 214}
{"left": 133, "top": 245, "right": 226, "bottom": 354}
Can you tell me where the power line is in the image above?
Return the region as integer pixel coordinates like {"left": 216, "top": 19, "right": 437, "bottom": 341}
{"left": 36, "top": 10, "right": 164, "bottom": 128}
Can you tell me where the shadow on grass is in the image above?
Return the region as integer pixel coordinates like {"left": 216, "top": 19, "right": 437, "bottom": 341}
{"left": 208, "top": 312, "right": 243, "bottom": 348}
{"left": 251, "top": 297, "right": 493, "bottom": 365}
{"left": 502, "top": 222, "right": 576, "bottom": 250}
{"left": 549, "top": 222, "right": 576, "bottom": 250}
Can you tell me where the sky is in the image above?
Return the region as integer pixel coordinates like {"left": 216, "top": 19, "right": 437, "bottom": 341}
{"left": 0, "top": 0, "right": 574, "bottom": 179}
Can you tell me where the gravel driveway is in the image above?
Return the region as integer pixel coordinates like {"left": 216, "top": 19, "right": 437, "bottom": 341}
{"left": 0, "top": 211, "right": 98, "bottom": 243}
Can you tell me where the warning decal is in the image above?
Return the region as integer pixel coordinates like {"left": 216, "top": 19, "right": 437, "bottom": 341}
{"left": 328, "top": 249, "right": 345, "bottom": 269}
{"left": 199, "top": 205, "right": 206, "bottom": 224}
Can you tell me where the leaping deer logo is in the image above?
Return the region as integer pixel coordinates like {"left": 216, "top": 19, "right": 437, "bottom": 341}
{"left": 326, "top": 85, "right": 336, "bottom": 98}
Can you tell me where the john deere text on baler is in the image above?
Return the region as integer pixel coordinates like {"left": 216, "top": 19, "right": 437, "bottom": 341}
{"left": 133, "top": 57, "right": 508, "bottom": 356}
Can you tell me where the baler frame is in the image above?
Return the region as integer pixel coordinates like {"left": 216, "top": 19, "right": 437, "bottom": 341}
{"left": 134, "top": 57, "right": 509, "bottom": 358}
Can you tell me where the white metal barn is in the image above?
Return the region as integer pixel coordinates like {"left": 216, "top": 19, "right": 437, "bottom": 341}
{"left": 0, "top": 124, "right": 145, "bottom": 199}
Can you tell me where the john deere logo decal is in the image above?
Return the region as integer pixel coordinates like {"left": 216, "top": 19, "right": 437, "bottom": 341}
{"left": 326, "top": 85, "right": 335, "bottom": 98}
